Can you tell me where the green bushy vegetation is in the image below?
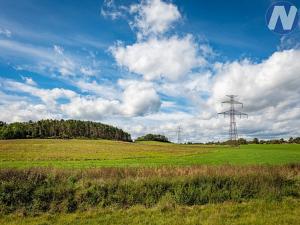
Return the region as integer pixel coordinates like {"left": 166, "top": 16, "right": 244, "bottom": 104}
{"left": 0, "top": 120, "right": 131, "bottom": 141}
{"left": 135, "top": 134, "right": 169, "bottom": 142}
{"left": 0, "top": 165, "right": 299, "bottom": 214}
{"left": 206, "top": 137, "right": 300, "bottom": 145}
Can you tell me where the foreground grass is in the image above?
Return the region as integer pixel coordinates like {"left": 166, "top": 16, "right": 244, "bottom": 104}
{"left": 0, "top": 165, "right": 299, "bottom": 224}
{"left": 0, "top": 198, "right": 299, "bottom": 225}
{"left": 0, "top": 139, "right": 300, "bottom": 168}
{"left": 0, "top": 165, "right": 299, "bottom": 214}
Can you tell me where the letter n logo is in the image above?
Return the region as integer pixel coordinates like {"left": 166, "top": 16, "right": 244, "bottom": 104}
{"left": 266, "top": 1, "right": 299, "bottom": 34}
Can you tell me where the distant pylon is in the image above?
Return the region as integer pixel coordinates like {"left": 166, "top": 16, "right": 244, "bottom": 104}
{"left": 177, "top": 125, "right": 182, "bottom": 144}
{"left": 218, "top": 95, "right": 248, "bottom": 146}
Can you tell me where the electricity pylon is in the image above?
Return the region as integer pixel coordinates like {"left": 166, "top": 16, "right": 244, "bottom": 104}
{"left": 177, "top": 125, "right": 182, "bottom": 144}
{"left": 218, "top": 95, "right": 248, "bottom": 146}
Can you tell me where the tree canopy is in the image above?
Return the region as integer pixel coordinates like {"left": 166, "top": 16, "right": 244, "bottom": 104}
{"left": 135, "top": 134, "right": 169, "bottom": 142}
{"left": 0, "top": 119, "right": 131, "bottom": 141}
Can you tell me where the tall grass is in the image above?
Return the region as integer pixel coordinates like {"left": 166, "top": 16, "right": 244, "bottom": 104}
{"left": 0, "top": 164, "right": 299, "bottom": 214}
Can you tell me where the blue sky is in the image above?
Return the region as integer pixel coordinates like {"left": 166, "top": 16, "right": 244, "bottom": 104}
{"left": 0, "top": 0, "right": 300, "bottom": 141}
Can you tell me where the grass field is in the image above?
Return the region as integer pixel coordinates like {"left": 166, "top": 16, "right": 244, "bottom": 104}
{"left": 1, "top": 198, "right": 299, "bottom": 225}
{"left": 0, "top": 139, "right": 300, "bottom": 225}
{"left": 0, "top": 139, "right": 300, "bottom": 168}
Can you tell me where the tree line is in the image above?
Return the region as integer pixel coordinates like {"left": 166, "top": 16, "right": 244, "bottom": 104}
{"left": 135, "top": 134, "right": 170, "bottom": 142}
{"left": 204, "top": 137, "right": 300, "bottom": 145}
{"left": 0, "top": 120, "right": 131, "bottom": 141}
{"left": 0, "top": 120, "right": 299, "bottom": 144}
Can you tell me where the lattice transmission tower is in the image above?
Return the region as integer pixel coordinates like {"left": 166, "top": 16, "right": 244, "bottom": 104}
{"left": 177, "top": 125, "right": 182, "bottom": 144}
{"left": 218, "top": 95, "right": 248, "bottom": 146}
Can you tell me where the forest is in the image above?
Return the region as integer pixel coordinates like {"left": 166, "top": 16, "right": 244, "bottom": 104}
{"left": 0, "top": 120, "right": 131, "bottom": 141}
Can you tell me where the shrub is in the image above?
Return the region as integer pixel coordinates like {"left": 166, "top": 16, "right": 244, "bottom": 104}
{"left": 0, "top": 166, "right": 299, "bottom": 214}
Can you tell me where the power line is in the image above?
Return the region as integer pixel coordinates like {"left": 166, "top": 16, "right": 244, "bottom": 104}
{"left": 218, "top": 95, "right": 248, "bottom": 146}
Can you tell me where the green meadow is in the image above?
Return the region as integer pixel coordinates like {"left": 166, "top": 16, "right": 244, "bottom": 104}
{"left": 1, "top": 198, "right": 299, "bottom": 225}
{"left": 0, "top": 139, "right": 299, "bottom": 225}
{"left": 0, "top": 139, "right": 300, "bottom": 168}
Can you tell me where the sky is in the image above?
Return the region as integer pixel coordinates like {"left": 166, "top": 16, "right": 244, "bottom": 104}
{"left": 0, "top": 0, "right": 300, "bottom": 142}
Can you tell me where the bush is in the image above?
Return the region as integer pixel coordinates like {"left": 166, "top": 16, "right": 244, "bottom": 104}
{"left": 135, "top": 134, "right": 169, "bottom": 142}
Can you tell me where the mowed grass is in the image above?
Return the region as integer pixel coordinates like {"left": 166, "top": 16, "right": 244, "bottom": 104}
{"left": 1, "top": 198, "right": 299, "bottom": 225}
{"left": 0, "top": 139, "right": 299, "bottom": 168}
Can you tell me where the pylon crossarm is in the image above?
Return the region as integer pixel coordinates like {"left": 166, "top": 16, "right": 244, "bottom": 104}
{"left": 222, "top": 100, "right": 243, "bottom": 105}
{"left": 218, "top": 112, "right": 230, "bottom": 115}
{"left": 233, "top": 111, "right": 248, "bottom": 118}
{"left": 218, "top": 111, "right": 231, "bottom": 117}
{"left": 218, "top": 110, "right": 247, "bottom": 116}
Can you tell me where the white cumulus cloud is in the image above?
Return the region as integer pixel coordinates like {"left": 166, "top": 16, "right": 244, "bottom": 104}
{"left": 111, "top": 35, "right": 206, "bottom": 80}
{"left": 120, "top": 80, "right": 161, "bottom": 116}
{"left": 210, "top": 49, "right": 300, "bottom": 113}
{"left": 130, "top": 0, "right": 181, "bottom": 39}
